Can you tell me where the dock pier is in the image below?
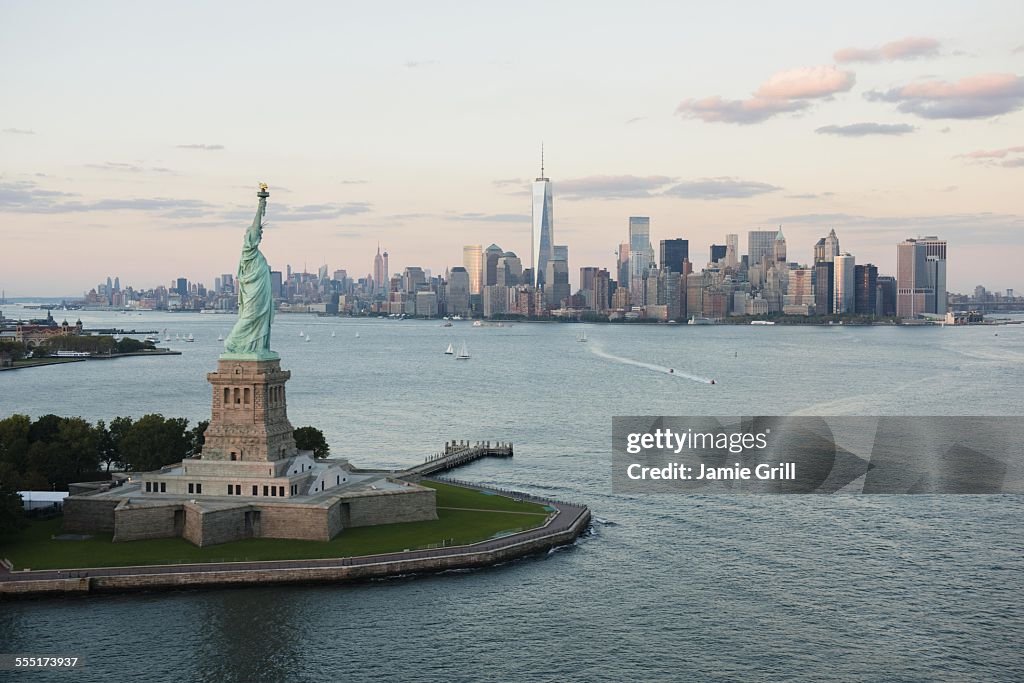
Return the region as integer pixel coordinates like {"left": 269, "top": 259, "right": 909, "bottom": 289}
{"left": 403, "top": 441, "right": 513, "bottom": 477}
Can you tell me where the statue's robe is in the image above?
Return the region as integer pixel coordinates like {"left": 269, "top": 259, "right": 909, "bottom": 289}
{"left": 223, "top": 198, "right": 274, "bottom": 356}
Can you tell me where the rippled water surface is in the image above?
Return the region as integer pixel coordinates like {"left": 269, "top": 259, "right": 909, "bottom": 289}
{"left": 2, "top": 309, "right": 1023, "bottom": 682}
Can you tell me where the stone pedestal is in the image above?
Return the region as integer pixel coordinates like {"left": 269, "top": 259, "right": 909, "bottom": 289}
{"left": 201, "top": 358, "right": 297, "bottom": 464}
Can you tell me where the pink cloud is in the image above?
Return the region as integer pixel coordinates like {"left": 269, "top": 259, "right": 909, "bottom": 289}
{"left": 676, "top": 96, "right": 807, "bottom": 124}
{"left": 835, "top": 36, "right": 941, "bottom": 63}
{"left": 755, "top": 65, "right": 856, "bottom": 100}
{"left": 866, "top": 73, "right": 1024, "bottom": 119}
{"left": 678, "top": 65, "right": 853, "bottom": 125}
{"left": 959, "top": 146, "right": 1024, "bottom": 159}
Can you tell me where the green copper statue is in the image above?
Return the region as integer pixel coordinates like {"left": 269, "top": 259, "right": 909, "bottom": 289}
{"left": 222, "top": 184, "right": 278, "bottom": 360}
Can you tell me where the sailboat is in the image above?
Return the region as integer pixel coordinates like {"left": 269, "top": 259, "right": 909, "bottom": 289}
{"left": 217, "top": 331, "right": 224, "bottom": 341}
{"left": 185, "top": 333, "right": 195, "bottom": 343}
{"left": 163, "top": 328, "right": 170, "bottom": 342}
{"left": 577, "top": 331, "right": 588, "bottom": 342}
{"left": 305, "top": 334, "right": 311, "bottom": 342}
{"left": 455, "top": 341, "right": 470, "bottom": 360}
{"left": 355, "top": 332, "right": 360, "bottom": 338}
{"left": 331, "top": 330, "right": 336, "bottom": 338}
{"left": 299, "top": 330, "right": 305, "bottom": 337}
{"left": 444, "top": 342, "right": 454, "bottom": 355}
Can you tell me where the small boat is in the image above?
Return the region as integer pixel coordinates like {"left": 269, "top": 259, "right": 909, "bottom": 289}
{"left": 355, "top": 332, "right": 360, "bottom": 338}
{"left": 442, "top": 321, "right": 453, "bottom": 327}
{"left": 472, "top": 320, "right": 483, "bottom": 327}
{"left": 217, "top": 331, "right": 224, "bottom": 341}
{"left": 144, "top": 335, "right": 159, "bottom": 343}
{"left": 185, "top": 333, "right": 195, "bottom": 342}
{"left": 331, "top": 330, "right": 336, "bottom": 338}
{"left": 305, "top": 335, "right": 311, "bottom": 342}
{"left": 710, "top": 379, "right": 716, "bottom": 385}
{"left": 444, "top": 342, "right": 454, "bottom": 355}
{"left": 750, "top": 320, "right": 775, "bottom": 326}
{"left": 175, "top": 333, "right": 180, "bottom": 340}
{"left": 299, "top": 330, "right": 305, "bottom": 337}
{"left": 688, "top": 316, "right": 713, "bottom": 325}
{"left": 455, "top": 341, "right": 470, "bottom": 360}
{"left": 577, "top": 331, "right": 588, "bottom": 342}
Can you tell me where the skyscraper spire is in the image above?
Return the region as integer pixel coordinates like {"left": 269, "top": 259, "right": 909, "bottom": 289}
{"left": 541, "top": 142, "right": 545, "bottom": 178}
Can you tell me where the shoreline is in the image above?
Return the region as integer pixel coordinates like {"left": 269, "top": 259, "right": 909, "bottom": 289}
{"left": 0, "top": 349, "right": 182, "bottom": 372}
{"left": 0, "top": 482, "right": 591, "bottom": 599}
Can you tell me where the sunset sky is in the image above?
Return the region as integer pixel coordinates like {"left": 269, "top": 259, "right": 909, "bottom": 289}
{"left": 2, "top": 0, "right": 1023, "bottom": 296}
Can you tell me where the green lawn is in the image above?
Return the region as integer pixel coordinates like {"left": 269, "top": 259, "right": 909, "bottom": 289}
{"left": 0, "top": 481, "right": 551, "bottom": 570}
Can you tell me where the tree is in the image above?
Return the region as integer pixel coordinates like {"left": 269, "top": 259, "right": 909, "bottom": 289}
{"left": 187, "top": 420, "right": 209, "bottom": 457}
{"left": 119, "top": 414, "right": 190, "bottom": 472}
{"left": 0, "top": 414, "right": 32, "bottom": 474}
{"left": 94, "top": 420, "right": 116, "bottom": 471}
{"left": 294, "top": 426, "right": 330, "bottom": 458}
{"left": 0, "top": 482, "right": 26, "bottom": 536}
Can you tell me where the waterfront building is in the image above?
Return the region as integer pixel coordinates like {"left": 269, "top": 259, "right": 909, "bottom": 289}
{"left": 833, "top": 253, "right": 855, "bottom": 314}
{"left": 876, "top": 276, "right": 897, "bottom": 316}
{"left": 463, "top": 245, "right": 483, "bottom": 296}
{"left": 725, "top": 234, "right": 739, "bottom": 269}
{"left": 855, "top": 264, "right": 878, "bottom": 316}
{"left": 545, "top": 247, "right": 570, "bottom": 308}
{"left": 747, "top": 230, "right": 776, "bottom": 267}
{"left": 897, "top": 238, "right": 934, "bottom": 318}
{"left": 814, "top": 261, "right": 834, "bottom": 315}
{"left": 592, "top": 269, "right": 610, "bottom": 313}
{"left": 483, "top": 284, "right": 510, "bottom": 318}
{"left": 415, "top": 291, "right": 438, "bottom": 317}
{"left": 484, "top": 244, "right": 503, "bottom": 287}
{"left": 659, "top": 239, "right": 689, "bottom": 273}
{"left": 783, "top": 267, "right": 815, "bottom": 315}
{"left": 446, "top": 267, "right": 470, "bottom": 315}
{"left": 531, "top": 151, "right": 554, "bottom": 288}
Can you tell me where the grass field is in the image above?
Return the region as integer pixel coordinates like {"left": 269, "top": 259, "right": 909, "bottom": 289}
{"left": 0, "top": 481, "right": 551, "bottom": 570}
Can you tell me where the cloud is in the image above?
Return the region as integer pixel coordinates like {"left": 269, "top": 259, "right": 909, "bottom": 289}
{"left": 677, "top": 65, "right": 854, "bottom": 125}
{"left": 176, "top": 143, "right": 224, "bottom": 151}
{"left": 787, "top": 192, "right": 835, "bottom": 199}
{"left": 0, "top": 180, "right": 212, "bottom": 217}
{"left": 662, "top": 177, "right": 781, "bottom": 200}
{"left": 2, "top": 128, "right": 35, "bottom": 135}
{"left": 677, "top": 96, "right": 808, "bottom": 124}
{"left": 1013, "top": 45, "right": 1024, "bottom": 55}
{"left": 625, "top": 116, "right": 646, "bottom": 125}
{"left": 271, "top": 202, "right": 373, "bottom": 221}
{"left": 339, "top": 179, "right": 368, "bottom": 185}
{"left": 558, "top": 175, "right": 676, "bottom": 200}
{"left": 835, "top": 37, "right": 941, "bottom": 64}
{"left": 444, "top": 212, "right": 530, "bottom": 222}
{"left": 492, "top": 178, "right": 524, "bottom": 188}
{"left": 754, "top": 66, "right": 856, "bottom": 100}
{"left": 815, "top": 122, "right": 916, "bottom": 136}
{"left": 85, "top": 161, "right": 175, "bottom": 174}
{"left": 957, "top": 146, "right": 1024, "bottom": 168}
{"left": 865, "top": 73, "right": 1024, "bottom": 119}
{"left": 405, "top": 60, "right": 438, "bottom": 68}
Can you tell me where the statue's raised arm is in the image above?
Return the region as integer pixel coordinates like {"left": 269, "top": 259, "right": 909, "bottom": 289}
{"left": 222, "top": 184, "right": 278, "bottom": 360}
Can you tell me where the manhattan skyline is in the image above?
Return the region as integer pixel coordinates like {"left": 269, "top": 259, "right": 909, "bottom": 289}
{"left": 2, "top": 1, "right": 1023, "bottom": 295}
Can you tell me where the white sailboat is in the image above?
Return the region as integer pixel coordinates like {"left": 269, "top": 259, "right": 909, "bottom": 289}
{"left": 455, "top": 341, "right": 470, "bottom": 360}
{"left": 299, "top": 330, "right": 305, "bottom": 337}
{"left": 331, "top": 330, "right": 336, "bottom": 338}
{"left": 355, "top": 332, "right": 360, "bottom": 338}
{"left": 305, "top": 334, "right": 311, "bottom": 342}
{"left": 444, "top": 342, "right": 454, "bottom": 355}
{"left": 163, "top": 328, "right": 170, "bottom": 342}
{"left": 185, "top": 333, "right": 195, "bottom": 343}
{"left": 217, "top": 331, "right": 224, "bottom": 341}
{"left": 577, "top": 331, "right": 588, "bottom": 342}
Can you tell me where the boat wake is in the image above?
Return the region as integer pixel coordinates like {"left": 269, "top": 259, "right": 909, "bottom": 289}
{"left": 588, "top": 345, "right": 714, "bottom": 384}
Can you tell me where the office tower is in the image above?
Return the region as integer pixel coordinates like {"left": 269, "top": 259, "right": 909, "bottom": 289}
{"left": 617, "top": 243, "right": 630, "bottom": 287}
{"left": 658, "top": 268, "right": 684, "bottom": 320}
{"left": 814, "top": 261, "right": 834, "bottom": 315}
{"left": 373, "top": 245, "right": 385, "bottom": 293}
{"left": 686, "top": 272, "right": 704, "bottom": 318}
{"left": 113, "top": 276, "right": 120, "bottom": 292}
{"left": 823, "top": 229, "right": 840, "bottom": 261}
{"left": 415, "top": 291, "right": 438, "bottom": 317}
{"left": 497, "top": 252, "right": 523, "bottom": 286}
{"left": 876, "top": 276, "right": 897, "bottom": 316}
{"left": 215, "top": 276, "right": 222, "bottom": 293}
{"left": 854, "top": 264, "right": 878, "bottom": 316}
{"left": 462, "top": 245, "right": 483, "bottom": 295}
{"left": 709, "top": 244, "right": 727, "bottom": 264}
{"left": 446, "top": 267, "right": 470, "bottom": 315}
{"left": 580, "top": 266, "right": 599, "bottom": 292}
{"left": 659, "top": 239, "right": 689, "bottom": 273}
{"left": 318, "top": 264, "right": 329, "bottom": 282}
{"left": 897, "top": 239, "right": 933, "bottom": 317}
{"left": 592, "top": 269, "right": 610, "bottom": 313}
{"left": 382, "top": 251, "right": 389, "bottom": 283}
{"left": 833, "top": 253, "right": 855, "bottom": 314}
{"left": 546, "top": 245, "right": 570, "bottom": 308}
{"left": 918, "top": 236, "right": 947, "bottom": 313}
{"left": 176, "top": 278, "right": 188, "bottom": 296}
{"left": 773, "top": 228, "right": 787, "bottom": 262}
{"left": 725, "top": 234, "right": 739, "bottom": 269}
{"left": 403, "top": 266, "right": 426, "bottom": 294}
{"left": 483, "top": 285, "right": 510, "bottom": 318}
{"left": 271, "top": 271, "right": 283, "bottom": 299}
{"left": 783, "top": 267, "right": 815, "bottom": 315}
{"left": 531, "top": 148, "right": 554, "bottom": 288}
{"left": 484, "top": 244, "right": 503, "bottom": 287}
{"left": 629, "top": 217, "right": 653, "bottom": 300}
{"left": 286, "top": 265, "right": 292, "bottom": 279}
{"left": 747, "top": 230, "right": 776, "bottom": 267}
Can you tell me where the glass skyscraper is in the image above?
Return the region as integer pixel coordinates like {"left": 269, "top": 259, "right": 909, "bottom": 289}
{"left": 531, "top": 151, "right": 554, "bottom": 289}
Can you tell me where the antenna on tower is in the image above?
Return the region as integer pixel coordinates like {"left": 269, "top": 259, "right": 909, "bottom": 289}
{"left": 541, "top": 142, "right": 545, "bottom": 177}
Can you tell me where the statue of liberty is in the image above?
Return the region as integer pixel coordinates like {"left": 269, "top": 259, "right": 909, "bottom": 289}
{"left": 222, "top": 184, "right": 278, "bottom": 360}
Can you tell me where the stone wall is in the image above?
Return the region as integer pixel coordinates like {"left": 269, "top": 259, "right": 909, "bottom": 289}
{"left": 188, "top": 505, "right": 250, "bottom": 547}
{"left": 113, "top": 502, "right": 182, "bottom": 542}
{"left": 345, "top": 488, "right": 437, "bottom": 528}
{"left": 259, "top": 504, "right": 332, "bottom": 541}
{"left": 63, "top": 496, "right": 119, "bottom": 534}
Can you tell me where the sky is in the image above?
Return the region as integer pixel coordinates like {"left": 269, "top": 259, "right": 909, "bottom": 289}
{"left": 1, "top": 0, "right": 1023, "bottom": 296}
